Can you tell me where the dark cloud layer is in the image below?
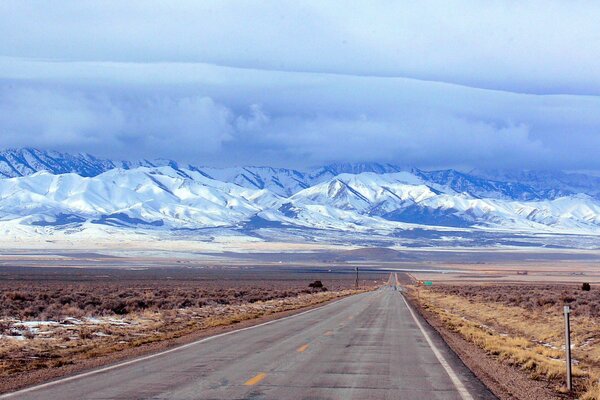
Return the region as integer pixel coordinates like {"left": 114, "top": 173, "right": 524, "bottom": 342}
{"left": 1, "top": 2, "right": 600, "bottom": 170}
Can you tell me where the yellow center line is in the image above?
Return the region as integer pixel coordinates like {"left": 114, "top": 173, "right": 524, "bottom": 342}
{"left": 297, "top": 343, "right": 309, "bottom": 353}
{"left": 244, "top": 372, "right": 267, "bottom": 386}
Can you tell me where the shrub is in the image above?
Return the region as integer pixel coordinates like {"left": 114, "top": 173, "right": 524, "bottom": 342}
{"left": 0, "top": 320, "right": 12, "bottom": 334}
{"left": 79, "top": 327, "right": 94, "bottom": 340}
{"left": 582, "top": 282, "right": 591, "bottom": 291}
{"left": 22, "top": 329, "right": 35, "bottom": 340}
{"left": 561, "top": 293, "right": 576, "bottom": 304}
{"left": 308, "top": 280, "right": 328, "bottom": 292}
{"left": 0, "top": 277, "right": 359, "bottom": 320}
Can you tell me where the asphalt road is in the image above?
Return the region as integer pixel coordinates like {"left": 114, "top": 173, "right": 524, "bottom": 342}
{"left": 3, "top": 278, "right": 496, "bottom": 400}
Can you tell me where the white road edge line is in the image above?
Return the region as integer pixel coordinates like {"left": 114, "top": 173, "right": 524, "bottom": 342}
{"left": 0, "top": 293, "right": 365, "bottom": 398}
{"left": 400, "top": 294, "right": 474, "bottom": 400}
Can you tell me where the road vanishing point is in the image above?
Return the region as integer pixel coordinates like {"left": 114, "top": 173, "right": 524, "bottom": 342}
{"left": 3, "top": 275, "right": 496, "bottom": 400}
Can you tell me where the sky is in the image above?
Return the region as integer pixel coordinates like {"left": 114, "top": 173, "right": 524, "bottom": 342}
{"left": 1, "top": 1, "right": 600, "bottom": 170}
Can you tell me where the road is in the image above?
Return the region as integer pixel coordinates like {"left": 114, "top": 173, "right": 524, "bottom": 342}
{"left": 3, "top": 275, "right": 496, "bottom": 400}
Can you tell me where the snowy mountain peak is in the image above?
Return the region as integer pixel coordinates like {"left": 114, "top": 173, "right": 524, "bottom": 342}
{"left": 0, "top": 148, "right": 116, "bottom": 178}
{"left": 0, "top": 165, "right": 598, "bottom": 236}
{"left": 0, "top": 149, "right": 600, "bottom": 238}
{"left": 1, "top": 148, "right": 599, "bottom": 201}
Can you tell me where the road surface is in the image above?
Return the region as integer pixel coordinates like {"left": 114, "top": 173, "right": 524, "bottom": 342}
{"left": 3, "top": 277, "right": 495, "bottom": 400}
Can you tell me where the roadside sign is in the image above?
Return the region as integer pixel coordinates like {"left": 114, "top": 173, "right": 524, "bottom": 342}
{"left": 423, "top": 281, "right": 433, "bottom": 286}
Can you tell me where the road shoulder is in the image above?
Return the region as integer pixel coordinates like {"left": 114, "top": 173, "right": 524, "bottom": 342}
{"left": 404, "top": 292, "right": 563, "bottom": 400}
{"left": 400, "top": 292, "right": 498, "bottom": 400}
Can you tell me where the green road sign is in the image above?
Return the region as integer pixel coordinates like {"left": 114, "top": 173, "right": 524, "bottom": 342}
{"left": 423, "top": 281, "right": 433, "bottom": 286}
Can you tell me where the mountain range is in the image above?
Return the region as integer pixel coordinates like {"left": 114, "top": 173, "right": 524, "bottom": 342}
{"left": 0, "top": 148, "right": 600, "bottom": 241}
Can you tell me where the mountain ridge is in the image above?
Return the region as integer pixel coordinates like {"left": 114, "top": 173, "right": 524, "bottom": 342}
{"left": 1, "top": 163, "right": 599, "bottom": 237}
{"left": 2, "top": 148, "right": 598, "bottom": 201}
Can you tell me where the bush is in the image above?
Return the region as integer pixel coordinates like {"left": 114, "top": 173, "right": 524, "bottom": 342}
{"left": 0, "top": 320, "right": 12, "bottom": 334}
{"left": 308, "top": 280, "right": 327, "bottom": 292}
{"left": 582, "top": 282, "right": 591, "bottom": 291}
{"left": 561, "top": 294, "right": 576, "bottom": 304}
{"left": 22, "top": 329, "right": 35, "bottom": 340}
{"left": 79, "top": 327, "right": 94, "bottom": 340}
{"left": 0, "top": 278, "right": 357, "bottom": 320}
{"left": 429, "top": 284, "right": 600, "bottom": 317}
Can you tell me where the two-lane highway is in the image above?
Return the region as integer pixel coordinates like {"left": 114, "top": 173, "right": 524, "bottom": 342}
{"left": 3, "top": 279, "right": 496, "bottom": 399}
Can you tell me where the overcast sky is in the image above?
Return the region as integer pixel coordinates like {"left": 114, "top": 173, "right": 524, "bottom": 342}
{"left": 1, "top": 1, "right": 599, "bottom": 170}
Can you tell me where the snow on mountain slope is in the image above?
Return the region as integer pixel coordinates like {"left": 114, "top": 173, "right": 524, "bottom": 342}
{"left": 412, "top": 169, "right": 542, "bottom": 201}
{"left": 471, "top": 169, "right": 600, "bottom": 199}
{"left": 306, "top": 163, "right": 405, "bottom": 183}
{"left": 509, "top": 195, "right": 600, "bottom": 229}
{"left": 282, "top": 172, "right": 600, "bottom": 233}
{"left": 0, "top": 148, "right": 315, "bottom": 197}
{"left": 259, "top": 203, "right": 406, "bottom": 233}
{"left": 3, "top": 148, "right": 600, "bottom": 202}
{"left": 1, "top": 166, "right": 600, "bottom": 235}
{"left": 201, "top": 166, "right": 309, "bottom": 197}
{"left": 0, "top": 167, "right": 273, "bottom": 229}
{"left": 0, "top": 148, "right": 114, "bottom": 178}
{"left": 199, "top": 164, "right": 410, "bottom": 197}
{"left": 289, "top": 172, "right": 434, "bottom": 213}
{"left": 0, "top": 148, "right": 161, "bottom": 178}
{"left": 0, "top": 149, "right": 600, "bottom": 237}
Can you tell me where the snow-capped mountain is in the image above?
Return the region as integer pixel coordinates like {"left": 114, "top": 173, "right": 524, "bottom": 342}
{"left": 200, "top": 166, "right": 310, "bottom": 197}
{"left": 471, "top": 169, "right": 600, "bottom": 199}
{"left": 412, "top": 169, "right": 542, "bottom": 201}
{"left": 0, "top": 148, "right": 113, "bottom": 178}
{"left": 0, "top": 167, "right": 283, "bottom": 229}
{"left": 0, "top": 148, "right": 159, "bottom": 178}
{"left": 1, "top": 148, "right": 600, "bottom": 239}
{"left": 0, "top": 164, "right": 599, "bottom": 236}
{"left": 280, "top": 172, "right": 600, "bottom": 232}
{"left": 3, "top": 148, "right": 599, "bottom": 200}
{"left": 0, "top": 165, "right": 300, "bottom": 231}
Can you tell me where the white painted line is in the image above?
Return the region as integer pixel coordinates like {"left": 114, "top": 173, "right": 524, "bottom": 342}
{"left": 400, "top": 294, "right": 474, "bottom": 400}
{"left": 0, "top": 293, "right": 365, "bottom": 398}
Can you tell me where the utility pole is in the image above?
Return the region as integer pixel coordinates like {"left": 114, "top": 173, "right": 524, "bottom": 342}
{"left": 564, "top": 305, "right": 572, "bottom": 392}
{"left": 355, "top": 266, "right": 358, "bottom": 289}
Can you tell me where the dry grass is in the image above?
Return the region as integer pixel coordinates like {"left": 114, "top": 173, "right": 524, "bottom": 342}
{"left": 0, "top": 280, "right": 343, "bottom": 321}
{"left": 412, "top": 284, "right": 600, "bottom": 398}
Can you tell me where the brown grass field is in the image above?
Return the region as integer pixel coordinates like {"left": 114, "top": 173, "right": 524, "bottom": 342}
{"left": 411, "top": 282, "right": 600, "bottom": 399}
{"left": 0, "top": 279, "right": 352, "bottom": 320}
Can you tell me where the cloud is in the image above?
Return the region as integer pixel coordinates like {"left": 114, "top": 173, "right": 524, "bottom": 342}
{"left": 121, "top": 96, "right": 233, "bottom": 156}
{"left": 2, "top": 1, "right": 600, "bottom": 94}
{"left": 0, "top": 87, "right": 123, "bottom": 149}
{"left": 0, "top": 86, "right": 234, "bottom": 160}
{"left": 228, "top": 110, "right": 549, "bottom": 170}
{"left": 1, "top": 20, "right": 600, "bottom": 173}
{"left": 1, "top": 63, "right": 600, "bottom": 171}
{"left": 235, "top": 104, "right": 270, "bottom": 132}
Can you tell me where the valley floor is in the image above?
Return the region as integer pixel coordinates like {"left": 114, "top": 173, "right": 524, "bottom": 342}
{"left": 1, "top": 246, "right": 600, "bottom": 398}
